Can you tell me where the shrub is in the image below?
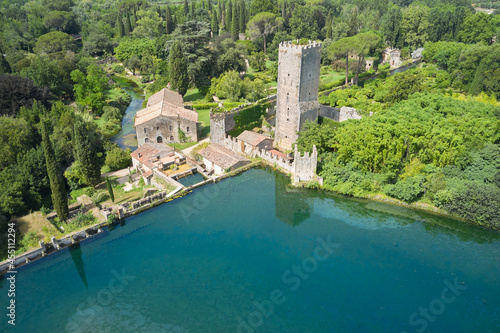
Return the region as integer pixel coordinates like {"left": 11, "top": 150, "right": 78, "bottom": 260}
{"left": 105, "top": 147, "right": 132, "bottom": 171}
{"left": 383, "top": 176, "right": 425, "bottom": 202}
{"left": 72, "top": 212, "right": 97, "bottom": 228}
{"left": 112, "top": 64, "right": 124, "bottom": 73}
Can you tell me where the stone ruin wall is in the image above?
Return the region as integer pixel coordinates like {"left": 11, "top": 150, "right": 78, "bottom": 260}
{"left": 319, "top": 105, "right": 362, "bottom": 122}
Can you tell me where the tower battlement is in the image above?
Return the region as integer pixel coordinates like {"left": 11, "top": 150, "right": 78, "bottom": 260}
{"left": 278, "top": 41, "right": 322, "bottom": 51}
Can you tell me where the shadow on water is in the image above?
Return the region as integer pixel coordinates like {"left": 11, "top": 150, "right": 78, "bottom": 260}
{"left": 265, "top": 166, "right": 500, "bottom": 243}
{"left": 110, "top": 76, "right": 145, "bottom": 150}
{"left": 69, "top": 243, "right": 88, "bottom": 288}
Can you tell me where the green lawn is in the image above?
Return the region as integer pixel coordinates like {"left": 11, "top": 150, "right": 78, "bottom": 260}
{"left": 168, "top": 141, "right": 199, "bottom": 150}
{"left": 319, "top": 66, "right": 345, "bottom": 85}
{"left": 184, "top": 88, "right": 205, "bottom": 102}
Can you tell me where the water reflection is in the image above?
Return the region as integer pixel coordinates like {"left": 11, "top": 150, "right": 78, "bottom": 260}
{"left": 69, "top": 243, "right": 88, "bottom": 288}
{"left": 274, "top": 170, "right": 311, "bottom": 227}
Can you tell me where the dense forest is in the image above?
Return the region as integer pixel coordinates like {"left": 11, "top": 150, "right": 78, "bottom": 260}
{"left": 0, "top": 0, "right": 499, "bottom": 257}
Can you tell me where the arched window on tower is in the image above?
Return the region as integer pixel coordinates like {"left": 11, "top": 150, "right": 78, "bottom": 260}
{"left": 157, "top": 136, "right": 163, "bottom": 143}
{"left": 145, "top": 138, "right": 149, "bottom": 142}
{"left": 170, "top": 136, "right": 174, "bottom": 141}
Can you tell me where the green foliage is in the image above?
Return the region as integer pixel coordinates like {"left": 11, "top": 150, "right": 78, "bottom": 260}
{"left": 105, "top": 147, "right": 132, "bottom": 171}
{"left": 41, "top": 119, "right": 69, "bottom": 221}
{"left": 115, "top": 38, "right": 155, "bottom": 62}
{"left": 106, "top": 176, "right": 115, "bottom": 203}
{"left": 73, "top": 119, "right": 101, "bottom": 186}
{"left": 249, "top": 52, "right": 266, "bottom": 72}
{"left": 246, "top": 12, "right": 283, "bottom": 54}
{"left": 71, "top": 64, "right": 110, "bottom": 115}
{"left": 168, "top": 40, "right": 189, "bottom": 96}
{"left": 71, "top": 212, "right": 97, "bottom": 229}
{"left": 384, "top": 175, "right": 425, "bottom": 202}
{"left": 33, "top": 31, "right": 74, "bottom": 55}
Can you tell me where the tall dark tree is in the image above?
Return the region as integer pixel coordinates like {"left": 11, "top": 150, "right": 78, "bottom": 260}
{"left": 0, "top": 75, "right": 52, "bottom": 117}
{"left": 0, "top": 46, "right": 11, "bottom": 75}
{"left": 73, "top": 120, "right": 101, "bottom": 186}
{"left": 117, "top": 15, "right": 125, "bottom": 38}
{"left": 165, "top": 6, "right": 174, "bottom": 34}
{"left": 232, "top": 1, "right": 240, "bottom": 38}
{"left": 41, "top": 119, "right": 68, "bottom": 221}
{"left": 124, "top": 11, "right": 132, "bottom": 35}
{"left": 239, "top": 0, "right": 246, "bottom": 33}
{"left": 211, "top": 11, "right": 219, "bottom": 36}
{"left": 218, "top": 0, "right": 222, "bottom": 23}
{"left": 191, "top": 1, "right": 196, "bottom": 18}
{"left": 226, "top": 0, "right": 232, "bottom": 32}
{"left": 208, "top": 0, "right": 212, "bottom": 12}
{"left": 168, "top": 40, "right": 189, "bottom": 96}
{"left": 184, "top": 0, "right": 189, "bottom": 17}
{"left": 106, "top": 176, "right": 115, "bottom": 203}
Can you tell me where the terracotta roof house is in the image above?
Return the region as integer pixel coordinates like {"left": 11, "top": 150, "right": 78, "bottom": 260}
{"left": 237, "top": 130, "right": 273, "bottom": 153}
{"left": 130, "top": 142, "right": 185, "bottom": 172}
{"left": 198, "top": 144, "right": 250, "bottom": 175}
{"left": 134, "top": 88, "right": 198, "bottom": 146}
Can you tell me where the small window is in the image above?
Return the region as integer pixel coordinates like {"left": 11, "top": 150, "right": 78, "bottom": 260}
{"left": 144, "top": 128, "right": 146, "bottom": 133}
{"left": 287, "top": 118, "right": 289, "bottom": 121}
{"left": 169, "top": 125, "right": 172, "bottom": 131}
{"left": 145, "top": 138, "right": 149, "bottom": 142}
{"left": 170, "top": 136, "right": 174, "bottom": 141}
{"left": 157, "top": 126, "right": 159, "bottom": 131}
{"left": 157, "top": 136, "right": 163, "bottom": 143}
{"left": 288, "top": 73, "right": 290, "bottom": 77}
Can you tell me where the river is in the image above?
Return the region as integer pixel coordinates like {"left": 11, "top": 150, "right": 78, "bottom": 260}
{"left": 110, "top": 76, "right": 144, "bottom": 150}
{"left": 1, "top": 167, "right": 499, "bottom": 332}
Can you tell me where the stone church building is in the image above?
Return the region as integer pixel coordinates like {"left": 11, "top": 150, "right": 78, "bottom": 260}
{"left": 134, "top": 88, "right": 198, "bottom": 146}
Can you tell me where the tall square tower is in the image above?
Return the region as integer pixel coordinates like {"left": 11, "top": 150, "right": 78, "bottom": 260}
{"left": 275, "top": 41, "right": 322, "bottom": 151}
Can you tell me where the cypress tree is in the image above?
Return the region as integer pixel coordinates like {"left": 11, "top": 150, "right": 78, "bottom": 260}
{"left": 184, "top": 0, "right": 189, "bottom": 18}
{"left": 0, "top": 45, "right": 11, "bottom": 75}
{"left": 225, "top": 0, "right": 232, "bottom": 32}
{"left": 239, "top": 0, "right": 245, "bottom": 33}
{"left": 191, "top": 1, "right": 195, "bottom": 18}
{"left": 117, "top": 15, "right": 125, "bottom": 38}
{"left": 41, "top": 120, "right": 69, "bottom": 222}
{"left": 173, "top": 14, "right": 178, "bottom": 29}
{"left": 124, "top": 11, "right": 132, "bottom": 35}
{"left": 74, "top": 120, "right": 101, "bottom": 186}
{"left": 232, "top": 2, "right": 239, "bottom": 39}
{"left": 130, "top": 11, "right": 137, "bottom": 30}
{"left": 166, "top": 6, "right": 174, "bottom": 34}
{"left": 106, "top": 177, "right": 115, "bottom": 203}
{"left": 218, "top": 0, "right": 222, "bottom": 23}
{"left": 211, "top": 11, "right": 219, "bottom": 36}
{"left": 169, "top": 41, "right": 189, "bottom": 96}
{"left": 326, "top": 23, "right": 333, "bottom": 39}
{"left": 208, "top": 0, "right": 212, "bottom": 13}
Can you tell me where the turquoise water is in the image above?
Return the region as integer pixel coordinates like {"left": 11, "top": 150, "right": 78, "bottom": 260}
{"left": 1, "top": 167, "right": 500, "bottom": 332}
{"left": 110, "top": 77, "right": 144, "bottom": 150}
{"left": 177, "top": 172, "right": 206, "bottom": 187}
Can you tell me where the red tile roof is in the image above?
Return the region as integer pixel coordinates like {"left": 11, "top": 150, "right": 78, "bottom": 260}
{"left": 237, "top": 130, "right": 272, "bottom": 147}
{"left": 134, "top": 88, "right": 198, "bottom": 126}
{"left": 130, "top": 143, "right": 174, "bottom": 170}
{"left": 269, "top": 149, "right": 291, "bottom": 160}
{"left": 198, "top": 144, "right": 250, "bottom": 170}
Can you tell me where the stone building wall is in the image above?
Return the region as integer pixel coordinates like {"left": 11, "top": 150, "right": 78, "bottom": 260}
{"left": 293, "top": 145, "right": 318, "bottom": 183}
{"left": 319, "top": 105, "right": 362, "bottom": 122}
{"left": 275, "top": 41, "right": 322, "bottom": 151}
{"left": 136, "top": 116, "right": 197, "bottom": 146}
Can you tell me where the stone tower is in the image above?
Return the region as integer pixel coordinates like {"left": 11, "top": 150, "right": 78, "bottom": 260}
{"left": 275, "top": 41, "right": 322, "bottom": 151}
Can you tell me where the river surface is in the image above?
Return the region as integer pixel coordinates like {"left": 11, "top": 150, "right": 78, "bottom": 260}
{"left": 1, "top": 167, "right": 499, "bottom": 332}
{"left": 110, "top": 76, "right": 144, "bottom": 150}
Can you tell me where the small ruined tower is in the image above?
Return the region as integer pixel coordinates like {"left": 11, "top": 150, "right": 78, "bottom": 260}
{"left": 275, "top": 41, "right": 322, "bottom": 151}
